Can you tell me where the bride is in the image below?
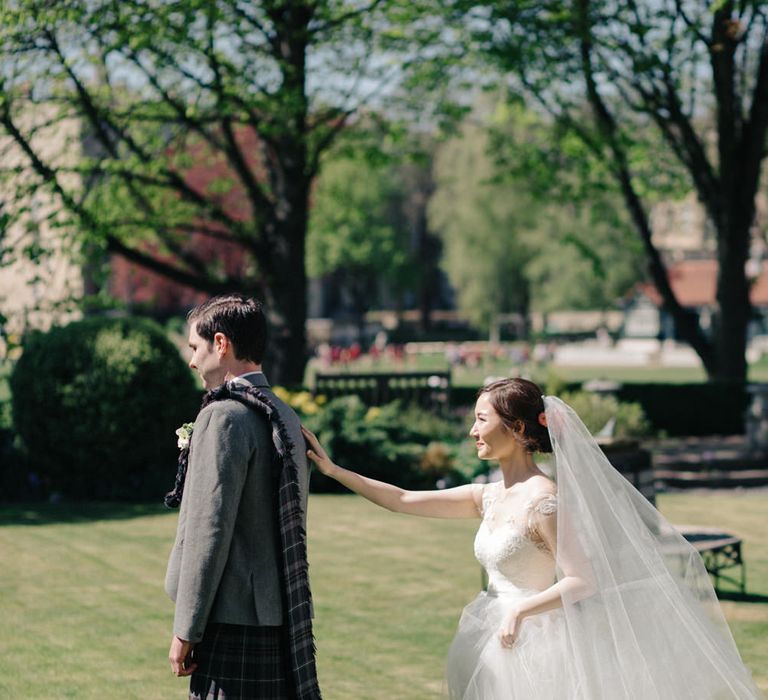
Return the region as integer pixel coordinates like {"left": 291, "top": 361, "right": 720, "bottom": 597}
{"left": 302, "top": 377, "right": 763, "bottom": 699}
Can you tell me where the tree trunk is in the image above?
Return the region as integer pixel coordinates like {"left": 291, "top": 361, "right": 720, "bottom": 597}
{"left": 416, "top": 228, "right": 440, "bottom": 336}
{"left": 264, "top": 287, "right": 309, "bottom": 388}
{"left": 263, "top": 210, "right": 309, "bottom": 387}
{"left": 707, "top": 4, "right": 751, "bottom": 384}
{"left": 353, "top": 277, "right": 372, "bottom": 345}
{"left": 261, "top": 129, "right": 311, "bottom": 386}
{"left": 414, "top": 173, "right": 438, "bottom": 336}
{"left": 711, "top": 211, "right": 752, "bottom": 383}
{"left": 260, "top": 4, "right": 312, "bottom": 387}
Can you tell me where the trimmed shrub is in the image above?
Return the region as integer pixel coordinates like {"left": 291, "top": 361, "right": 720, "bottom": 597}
{"left": 10, "top": 316, "right": 200, "bottom": 500}
{"left": 0, "top": 363, "right": 31, "bottom": 500}
{"left": 559, "top": 390, "right": 651, "bottom": 438}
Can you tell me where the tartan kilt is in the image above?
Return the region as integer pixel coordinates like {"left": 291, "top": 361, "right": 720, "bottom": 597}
{"left": 189, "top": 623, "right": 294, "bottom": 700}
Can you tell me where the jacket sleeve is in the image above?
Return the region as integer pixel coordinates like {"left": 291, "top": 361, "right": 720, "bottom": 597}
{"left": 172, "top": 402, "right": 254, "bottom": 642}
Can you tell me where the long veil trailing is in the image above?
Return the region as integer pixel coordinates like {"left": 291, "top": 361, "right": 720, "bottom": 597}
{"left": 544, "top": 396, "right": 763, "bottom": 699}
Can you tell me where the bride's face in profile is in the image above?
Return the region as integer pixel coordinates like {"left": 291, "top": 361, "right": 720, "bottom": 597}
{"left": 470, "top": 393, "right": 518, "bottom": 462}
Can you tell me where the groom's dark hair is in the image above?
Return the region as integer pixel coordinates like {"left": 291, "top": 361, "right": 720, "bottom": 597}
{"left": 188, "top": 293, "right": 267, "bottom": 363}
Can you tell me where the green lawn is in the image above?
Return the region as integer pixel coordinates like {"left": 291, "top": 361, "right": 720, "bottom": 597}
{"left": 0, "top": 493, "right": 765, "bottom": 699}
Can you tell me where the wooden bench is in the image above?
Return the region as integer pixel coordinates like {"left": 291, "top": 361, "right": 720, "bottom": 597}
{"left": 676, "top": 526, "right": 746, "bottom": 594}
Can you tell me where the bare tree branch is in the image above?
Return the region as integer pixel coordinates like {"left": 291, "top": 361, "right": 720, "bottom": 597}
{"left": 575, "top": 0, "right": 715, "bottom": 371}
{"left": 739, "top": 30, "right": 768, "bottom": 209}
{"left": 309, "top": 0, "right": 387, "bottom": 34}
{"left": 0, "top": 101, "right": 232, "bottom": 293}
{"left": 204, "top": 11, "right": 275, "bottom": 248}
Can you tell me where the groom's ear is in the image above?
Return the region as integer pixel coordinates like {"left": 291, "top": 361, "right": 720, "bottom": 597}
{"left": 213, "top": 332, "right": 230, "bottom": 358}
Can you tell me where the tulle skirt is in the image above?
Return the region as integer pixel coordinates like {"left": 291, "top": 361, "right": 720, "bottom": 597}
{"left": 444, "top": 590, "right": 763, "bottom": 700}
{"left": 445, "top": 589, "right": 569, "bottom": 699}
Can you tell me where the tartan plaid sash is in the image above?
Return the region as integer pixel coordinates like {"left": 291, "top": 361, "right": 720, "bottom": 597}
{"left": 166, "top": 382, "right": 322, "bottom": 700}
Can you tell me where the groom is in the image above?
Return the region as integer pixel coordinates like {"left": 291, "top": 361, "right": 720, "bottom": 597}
{"left": 165, "top": 294, "right": 319, "bottom": 699}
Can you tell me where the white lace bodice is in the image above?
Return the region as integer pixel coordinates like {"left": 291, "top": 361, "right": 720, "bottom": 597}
{"left": 474, "top": 481, "right": 558, "bottom": 595}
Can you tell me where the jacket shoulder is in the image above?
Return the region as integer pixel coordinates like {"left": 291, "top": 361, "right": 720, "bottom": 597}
{"left": 194, "top": 399, "right": 269, "bottom": 440}
{"left": 198, "top": 397, "right": 257, "bottom": 420}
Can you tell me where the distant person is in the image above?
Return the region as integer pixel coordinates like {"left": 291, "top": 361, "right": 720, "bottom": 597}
{"left": 303, "top": 377, "right": 762, "bottom": 699}
{"left": 316, "top": 341, "right": 332, "bottom": 369}
{"left": 532, "top": 342, "right": 550, "bottom": 364}
{"left": 373, "top": 330, "right": 388, "bottom": 353}
{"left": 164, "top": 294, "right": 320, "bottom": 699}
{"left": 445, "top": 342, "right": 462, "bottom": 367}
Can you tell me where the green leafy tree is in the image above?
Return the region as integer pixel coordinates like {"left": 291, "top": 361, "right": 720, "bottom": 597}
{"left": 307, "top": 122, "right": 444, "bottom": 334}
{"left": 396, "top": 151, "right": 443, "bottom": 334}
{"left": 307, "top": 153, "right": 414, "bottom": 332}
{"left": 429, "top": 110, "right": 535, "bottom": 334}
{"left": 429, "top": 98, "right": 643, "bottom": 333}
{"left": 460, "top": 0, "right": 768, "bottom": 382}
{"left": 524, "top": 202, "right": 644, "bottom": 315}
{"left": 0, "top": 0, "right": 422, "bottom": 384}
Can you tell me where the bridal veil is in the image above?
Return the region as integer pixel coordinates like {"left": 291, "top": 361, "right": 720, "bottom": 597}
{"left": 544, "top": 395, "right": 763, "bottom": 699}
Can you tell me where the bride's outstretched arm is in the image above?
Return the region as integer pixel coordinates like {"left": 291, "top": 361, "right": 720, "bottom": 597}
{"left": 302, "top": 426, "right": 481, "bottom": 519}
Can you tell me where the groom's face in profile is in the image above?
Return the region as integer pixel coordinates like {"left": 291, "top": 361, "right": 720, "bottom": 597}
{"left": 188, "top": 322, "right": 225, "bottom": 389}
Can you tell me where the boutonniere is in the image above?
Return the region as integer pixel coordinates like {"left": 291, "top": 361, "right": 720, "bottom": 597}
{"left": 175, "top": 422, "right": 194, "bottom": 450}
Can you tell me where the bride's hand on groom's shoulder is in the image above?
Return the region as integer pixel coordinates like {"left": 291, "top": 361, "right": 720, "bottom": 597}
{"left": 301, "top": 426, "right": 337, "bottom": 476}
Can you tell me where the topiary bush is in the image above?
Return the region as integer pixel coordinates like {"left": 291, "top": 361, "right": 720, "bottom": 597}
{"left": 10, "top": 316, "right": 200, "bottom": 500}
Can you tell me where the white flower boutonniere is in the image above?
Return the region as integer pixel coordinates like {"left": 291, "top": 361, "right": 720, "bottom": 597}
{"left": 175, "top": 422, "right": 194, "bottom": 450}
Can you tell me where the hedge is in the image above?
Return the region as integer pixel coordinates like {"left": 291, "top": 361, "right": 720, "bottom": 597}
{"left": 10, "top": 316, "right": 200, "bottom": 500}
{"left": 452, "top": 382, "right": 749, "bottom": 436}
{"left": 613, "top": 382, "right": 749, "bottom": 436}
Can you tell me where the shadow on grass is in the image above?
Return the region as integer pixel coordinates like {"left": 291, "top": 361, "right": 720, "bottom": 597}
{"left": 717, "top": 590, "right": 768, "bottom": 604}
{"left": 0, "top": 501, "right": 173, "bottom": 526}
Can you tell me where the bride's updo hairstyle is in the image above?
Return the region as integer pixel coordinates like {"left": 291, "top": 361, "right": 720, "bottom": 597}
{"left": 479, "top": 377, "right": 553, "bottom": 454}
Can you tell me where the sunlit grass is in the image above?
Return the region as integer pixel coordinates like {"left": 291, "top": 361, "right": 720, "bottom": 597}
{"left": 0, "top": 493, "right": 765, "bottom": 699}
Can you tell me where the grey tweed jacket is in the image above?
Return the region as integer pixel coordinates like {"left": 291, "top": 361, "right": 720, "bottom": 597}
{"left": 165, "top": 373, "right": 310, "bottom": 643}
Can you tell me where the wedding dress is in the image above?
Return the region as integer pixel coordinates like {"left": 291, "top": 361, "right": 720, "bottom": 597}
{"left": 445, "top": 397, "right": 763, "bottom": 700}
{"left": 445, "top": 485, "right": 571, "bottom": 698}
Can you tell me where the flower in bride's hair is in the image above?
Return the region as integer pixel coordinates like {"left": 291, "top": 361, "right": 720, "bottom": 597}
{"left": 543, "top": 403, "right": 569, "bottom": 439}
{"left": 175, "top": 422, "right": 194, "bottom": 450}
